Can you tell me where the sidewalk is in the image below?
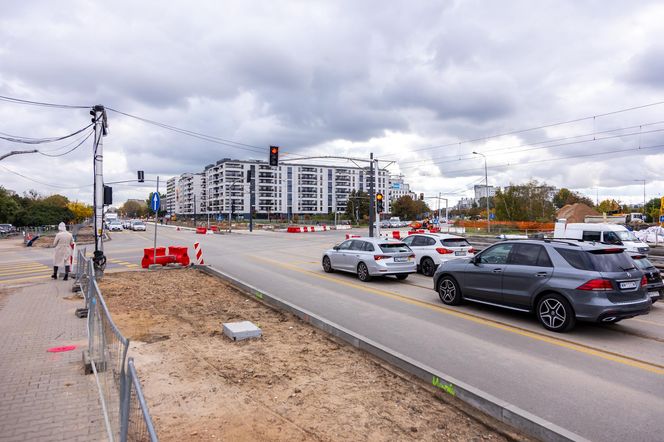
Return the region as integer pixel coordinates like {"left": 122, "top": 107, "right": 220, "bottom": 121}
{"left": 0, "top": 279, "right": 106, "bottom": 441}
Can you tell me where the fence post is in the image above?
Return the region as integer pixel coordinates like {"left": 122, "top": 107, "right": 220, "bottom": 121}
{"left": 119, "top": 364, "right": 130, "bottom": 442}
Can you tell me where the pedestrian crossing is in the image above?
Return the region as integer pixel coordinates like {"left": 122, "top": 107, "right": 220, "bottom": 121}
{"left": 107, "top": 258, "right": 140, "bottom": 269}
{"left": 0, "top": 261, "right": 52, "bottom": 284}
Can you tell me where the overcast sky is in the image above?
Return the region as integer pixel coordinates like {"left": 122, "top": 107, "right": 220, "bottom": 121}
{"left": 1, "top": 0, "right": 663, "bottom": 207}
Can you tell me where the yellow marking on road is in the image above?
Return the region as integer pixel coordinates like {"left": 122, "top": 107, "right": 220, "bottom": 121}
{"left": 251, "top": 255, "right": 664, "bottom": 376}
{"left": 0, "top": 274, "right": 52, "bottom": 284}
{"left": 0, "top": 263, "right": 49, "bottom": 270}
{"left": 0, "top": 268, "right": 51, "bottom": 277}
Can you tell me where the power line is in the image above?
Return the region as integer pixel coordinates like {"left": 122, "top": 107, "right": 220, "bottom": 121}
{"left": 398, "top": 126, "right": 664, "bottom": 170}
{"left": 38, "top": 130, "right": 94, "bottom": 157}
{"left": 0, "top": 94, "right": 90, "bottom": 109}
{"left": 381, "top": 99, "right": 664, "bottom": 158}
{"left": 0, "top": 123, "right": 94, "bottom": 144}
{"left": 0, "top": 163, "right": 92, "bottom": 189}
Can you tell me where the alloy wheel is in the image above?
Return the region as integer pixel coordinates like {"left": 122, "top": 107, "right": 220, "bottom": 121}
{"left": 539, "top": 298, "right": 566, "bottom": 330}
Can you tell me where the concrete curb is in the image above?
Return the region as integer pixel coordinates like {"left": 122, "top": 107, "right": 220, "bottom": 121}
{"left": 196, "top": 264, "right": 589, "bottom": 442}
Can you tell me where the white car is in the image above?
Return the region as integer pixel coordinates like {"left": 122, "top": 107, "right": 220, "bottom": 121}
{"left": 401, "top": 233, "right": 476, "bottom": 276}
{"left": 131, "top": 221, "right": 147, "bottom": 231}
{"left": 108, "top": 222, "right": 123, "bottom": 232}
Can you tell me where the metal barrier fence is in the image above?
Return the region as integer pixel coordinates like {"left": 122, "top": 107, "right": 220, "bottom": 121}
{"left": 75, "top": 253, "right": 158, "bottom": 442}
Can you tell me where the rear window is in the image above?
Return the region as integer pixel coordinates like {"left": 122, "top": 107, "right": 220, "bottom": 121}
{"left": 379, "top": 243, "right": 411, "bottom": 253}
{"left": 556, "top": 248, "right": 636, "bottom": 272}
{"left": 632, "top": 257, "right": 655, "bottom": 270}
{"left": 441, "top": 238, "right": 471, "bottom": 248}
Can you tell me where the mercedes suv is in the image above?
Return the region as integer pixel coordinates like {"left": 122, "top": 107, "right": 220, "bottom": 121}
{"left": 432, "top": 239, "right": 652, "bottom": 332}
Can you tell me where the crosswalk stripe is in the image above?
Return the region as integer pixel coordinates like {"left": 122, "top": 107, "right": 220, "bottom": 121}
{"left": 0, "top": 268, "right": 51, "bottom": 277}
{"left": 0, "top": 274, "right": 52, "bottom": 284}
{"left": 0, "top": 264, "right": 49, "bottom": 271}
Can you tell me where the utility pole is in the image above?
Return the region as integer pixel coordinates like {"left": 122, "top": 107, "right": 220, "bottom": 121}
{"left": 375, "top": 158, "right": 380, "bottom": 238}
{"left": 91, "top": 105, "right": 108, "bottom": 274}
{"left": 369, "top": 153, "right": 375, "bottom": 237}
{"left": 473, "top": 151, "right": 490, "bottom": 233}
{"left": 153, "top": 176, "right": 159, "bottom": 265}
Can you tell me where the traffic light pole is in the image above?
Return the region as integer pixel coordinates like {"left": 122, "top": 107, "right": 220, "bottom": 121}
{"left": 369, "top": 153, "right": 375, "bottom": 238}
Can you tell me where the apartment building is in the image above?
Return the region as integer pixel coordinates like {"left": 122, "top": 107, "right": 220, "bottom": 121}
{"left": 474, "top": 184, "right": 496, "bottom": 200}
{"left": 166, "top": 177, "right": 177, "bottom": 215}
{"left": 168, "top": 159, "right": 393, "bottom": 218}
{"left": 388, "top": 175, "right": 416, "bottom": 202}
{"left": 175, "top": 172, "right": 206, "bottom": 215}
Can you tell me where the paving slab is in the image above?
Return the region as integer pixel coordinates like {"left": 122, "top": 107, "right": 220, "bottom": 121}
{"left": 0, "top": 280, "right": 106, "bottom": 441}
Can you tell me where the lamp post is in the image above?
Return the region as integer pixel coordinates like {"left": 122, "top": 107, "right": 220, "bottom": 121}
{"left": 633, "top": 179, "right": 646, "bottom": 220}
{"left": 473, "top": 151, "right": 490, "bottom": 233}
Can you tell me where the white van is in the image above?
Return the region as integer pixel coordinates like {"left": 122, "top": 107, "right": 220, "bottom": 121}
{"left": 554, "top": 219, "right": 650, "bottom": 254}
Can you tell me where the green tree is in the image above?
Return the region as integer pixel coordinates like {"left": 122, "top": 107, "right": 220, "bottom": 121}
{"left": 121, "top": 200, "right": 147, "bottom": 218}
{"left": 553, "top": 188, "right": 594, "bottom": 208}
{"left": 494, "top": 180, "right": 556, "bottom": 222}
{"left": 391, "top": 195, "right": 431, "bottom": 220}
{"left": 597, "top": 199, "right": 621, "bottom": 214}
{"left": 145, "top": 192, "right": 167, "bottom": 217}
{"left": 644, "top": 197, "right": 662, "bottom": 223}
{"left": 42, "top": 194, "right": 70, "bottom": 208}
{"left": 0, "top": 187, "right": 21, "bottom": 223}
{"left": 345, "top": 190, "right": 370, "bottom": 223}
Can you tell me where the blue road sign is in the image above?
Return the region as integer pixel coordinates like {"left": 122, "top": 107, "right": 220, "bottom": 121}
{"left": 151, "top": 193, "right": 160, "bottom": 212}
{"left": 660, "top": 215, "right": 664, "bottom": 223}
{"left": 489, "top": 213, "right": 495, "bottom": 220}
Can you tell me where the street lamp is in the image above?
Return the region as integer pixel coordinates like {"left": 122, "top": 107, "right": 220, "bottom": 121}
{"left": 473, "top": 151, "right": 490, "bottom": 233}
{"left": 633, "top": 179, "right": 646, "bottom": 220}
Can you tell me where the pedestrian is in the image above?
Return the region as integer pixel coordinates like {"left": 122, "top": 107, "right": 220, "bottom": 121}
{"left": 52, "top": 222, "right": 74, "bottom": 280}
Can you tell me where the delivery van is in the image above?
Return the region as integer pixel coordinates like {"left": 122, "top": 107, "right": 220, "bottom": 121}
{"left": 554, "top": 219, "right": 650, "bottom": 254}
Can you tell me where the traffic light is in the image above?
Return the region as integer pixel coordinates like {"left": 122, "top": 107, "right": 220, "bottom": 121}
{"left": 269, "top": 145, "right": 279, "bottom": 166}
{"left": 103, "top": 186, "right": 112, "bottom": 205}
{"left": 137, "top": 170, "right": 144, "bottom": 182}
{"left": 376, "top": 192, "right": 384, "bottom": 213}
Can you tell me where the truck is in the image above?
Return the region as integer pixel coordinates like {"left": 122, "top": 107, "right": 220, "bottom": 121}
{"left": 554, "top": 219, "right": 650, "bottom": 254}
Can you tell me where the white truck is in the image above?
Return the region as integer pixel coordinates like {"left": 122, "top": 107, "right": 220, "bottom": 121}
{"left": 554, "top": 219, "right": 650, "bottom": 254}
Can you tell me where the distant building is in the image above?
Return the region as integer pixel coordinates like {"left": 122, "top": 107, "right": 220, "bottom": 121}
{"left": 474, "top": 185, "right": 496, "bottom": 200}
{"left": 176, "top": 172, "right": 206, "bottom": 216}
{"left": 388, "top": 175, "right": 416, "bottom": 202}
{"left": 456, "top": 197, "right": 475, "bottom": 210}
{"left": 166, "top": 177, "right": 177, "bottom": 215}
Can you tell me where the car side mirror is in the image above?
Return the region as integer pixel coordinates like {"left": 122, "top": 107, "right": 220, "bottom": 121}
{"left": 471, "top": 256, "right": 479, "bottom": 265}
{"left": 333, "top": 245, "right": 340, "bottom": 251}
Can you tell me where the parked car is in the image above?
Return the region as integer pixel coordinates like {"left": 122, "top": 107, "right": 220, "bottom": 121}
{"left": 131, "top": 221, "right": 147, "bottom": 231}
{"left": 322, "top": 237, "right": 416, "bottom": 281}
{"left": 630, "top": 254, "right": 663, "bottom": 303}
{"left": 402, "top": 233, "right": 476, "bottom": 276}
{"left": 432, "top": 239, "right": 651, "bottom": 332}
{"left": 108, "top": 221, "right": 123, "bottom": 232}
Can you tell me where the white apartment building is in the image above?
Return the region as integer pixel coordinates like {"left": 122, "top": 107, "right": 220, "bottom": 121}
{"left": 388, "top": 175, "right": 416, "bottom": 202}
{"left": 175, "top": 158, "right": 391, "bottom": 218}
{"left": 175, "top": 172, "right": 206, "bottom": 215}
{"left": 166, "top": 177, "right": 177, "bottom": 215}
{"left": 474, "top": 184, "right": 496, "bottom": 200}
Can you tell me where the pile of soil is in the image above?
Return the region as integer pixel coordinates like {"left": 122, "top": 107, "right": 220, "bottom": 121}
{"left": 556, "top": 203, "right": 600, "bottom": 223}
{"left": 99, "top": 269, "right": 521, "bottom": 442}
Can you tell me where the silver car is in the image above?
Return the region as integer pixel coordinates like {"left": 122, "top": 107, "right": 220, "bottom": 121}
{"left": 322, "top": 237, "right": 416, "bottom": 281}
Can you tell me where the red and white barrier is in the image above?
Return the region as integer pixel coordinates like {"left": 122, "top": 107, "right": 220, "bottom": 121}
{"left": 287, "top": 225, "right": 328, "bottom": 233}
{"left": 194, "top": 242, "right": 205, "bottom": 265}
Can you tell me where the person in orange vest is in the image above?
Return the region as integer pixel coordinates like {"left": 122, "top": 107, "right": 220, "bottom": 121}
{"left": 52, "top": 222, "right": 74, "bottom": 280}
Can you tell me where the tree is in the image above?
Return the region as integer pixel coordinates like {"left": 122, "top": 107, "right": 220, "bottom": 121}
{"left": 145, "top": 192, "right": 167, "bottom": 217}
{"left": 0, "top": 187, "right": 20, "bottom": 223}
{"left": 644, "top": 197, "right": 662, "bottom": 223}
{"left": 43, "top": 194, "right": 70, "bottom": 208}
{"left": 345, "top": 190, "right": 370, "bottom": 223}
{"left": 121, "top": 200, "right": 147, "bottom": 218}
{"left": 597, "top": 199, "right": 621, "bottom": 214}
{"left": 391, "top": 195, "right": 431, "bottom": 220}
{"left": 553, "top": 188, "right": 594, "bottom": 208}
{"left": 494, "top": 180, "right": 556, "bottom": 222}
{"left": 67, "top": 201, "right": 93, "bottom": 223}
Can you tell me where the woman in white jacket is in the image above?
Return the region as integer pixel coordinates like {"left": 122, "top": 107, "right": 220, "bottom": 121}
{"left": 52, "top": 222, "right": 74, "bottom": 280}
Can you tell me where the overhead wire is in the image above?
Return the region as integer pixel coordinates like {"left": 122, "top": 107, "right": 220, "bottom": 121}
{"left": 0, "top": 95, "right": 90, "bottom": 109}
{"left": 38, "top": 130, "right": 94, "bottom": 157}
{"left": 0, "top": 122, "right": 94, "bottom": 144}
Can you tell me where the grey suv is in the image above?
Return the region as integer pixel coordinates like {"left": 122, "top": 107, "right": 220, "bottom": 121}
{"left": 432, "top": 239, "right": 651, "bottom": 332}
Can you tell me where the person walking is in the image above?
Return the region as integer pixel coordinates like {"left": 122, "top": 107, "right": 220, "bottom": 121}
{"left": 52, "top": 222, "right": 74, "bottom": 280}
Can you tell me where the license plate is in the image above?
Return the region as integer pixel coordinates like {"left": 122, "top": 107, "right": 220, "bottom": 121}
{"left": 648, "top": 291, "right": 660, "bottom": 297}
{"left": 394, "top": 257, "right": 407, "bottom": 262}
{"left": 620, "top": 281, "right": 637, "bottom": 290}
{"left": 455, "top": 251, "right": 466, "bottom": 256}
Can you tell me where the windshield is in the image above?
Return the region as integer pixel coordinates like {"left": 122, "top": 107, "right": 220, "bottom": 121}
{"left": 632, "top": 257, "right": 655, "bottom": 270}
{"left": 379, "top": 243, "right": 411, "bottom": 253}
{"left": 616, "top": 231, "right": 638, "bottom": 241}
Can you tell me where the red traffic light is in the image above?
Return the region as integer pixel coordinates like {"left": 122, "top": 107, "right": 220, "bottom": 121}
{"left": 271, "top": 147, "right": 278, "bottom": 154}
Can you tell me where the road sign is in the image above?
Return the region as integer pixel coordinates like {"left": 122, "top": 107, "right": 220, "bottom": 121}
{"left": 489, "top": 213, "right": 495, "bottom": 220}
{"left": 660, "top": 215, "right": 664, "bottom": 223}
{"left": 151, "top": 193, "right": 160, "bottom": 212}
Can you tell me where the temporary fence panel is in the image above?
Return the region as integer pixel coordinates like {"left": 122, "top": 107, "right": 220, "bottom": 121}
{"left": 121, "top": 358, "right": 158, "bottom": 442}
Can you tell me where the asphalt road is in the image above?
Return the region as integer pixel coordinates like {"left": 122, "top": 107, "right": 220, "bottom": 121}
{"left": 3, "top": 226, "right": 663, "bottom": 441}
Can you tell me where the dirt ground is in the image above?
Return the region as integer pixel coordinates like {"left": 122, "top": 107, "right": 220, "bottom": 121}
{"left": 99, "top": 269, "right": 523, "bottom": 442}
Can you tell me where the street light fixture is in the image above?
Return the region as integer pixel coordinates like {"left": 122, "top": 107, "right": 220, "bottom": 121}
{"left": 473, "top": 151, "right": 490, "bottom": 233}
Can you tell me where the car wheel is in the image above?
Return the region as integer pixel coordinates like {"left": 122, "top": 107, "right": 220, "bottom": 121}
{"left": 536, "top": 294, "right": 576, "bottom": 332}
{"left": 395, "top": 274, "right": 408, "bottom": 280}
{"left": 357, "top": 262, "right": 371, "bottom": 282}
{"left": 420, "top": 257, "right": 436, "bottom": 277}
{"left": 322, "top": 256, "right": 334, "bottom": 273}
{"left": 438, "top": 276, "right": 462, "bottom": 305}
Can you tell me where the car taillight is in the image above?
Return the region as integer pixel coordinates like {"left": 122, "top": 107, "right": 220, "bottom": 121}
{"left": 468, "top": 247, "right": 476, "bottom": 254}
{"left": 641, "top": 275, "right": 647, "bottom": 287}
{"left": 577, "top": 279, "right": 613, "bottom": 291}
{"left": 409, "top": 254, "right": 415, "bottom": 259}
{"left": 436, "top": 247, "right": 454, "bottom": 255}
{"left": 374, "top": 255, "right": 390, "bottom": 261}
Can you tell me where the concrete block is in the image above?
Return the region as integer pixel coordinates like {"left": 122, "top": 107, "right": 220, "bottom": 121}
{"left": 222, "top": 321, "right": 262, "bottom": 341}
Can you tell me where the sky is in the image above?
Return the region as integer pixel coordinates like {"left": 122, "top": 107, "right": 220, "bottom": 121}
{"left": 1, "top": 0, "right": 664, "bottom": 208}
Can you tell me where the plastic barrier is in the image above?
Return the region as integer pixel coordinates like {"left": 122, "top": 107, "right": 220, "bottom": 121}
{"left": 429, "top": 227, "right": 440, "bottom": 233}
{"left": 210, "top": 225, "right": 219, "bottom": 232}
{"left": 141, "top": 247, "right": 177, "bottom": 268}
{"left": 392, "top": 231, "right": 401, "bottom": 240}
{"left": 196, "top": 227, "right": 207, "bottom": 234}
{"left": 287, "top": 226, "right": 302, "bottom": 233}
{"left": 345, "top": 234, "right": 361, "bottom": 239}
{"left": 167, "top": 246, "right": 190, "bottom": 266}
